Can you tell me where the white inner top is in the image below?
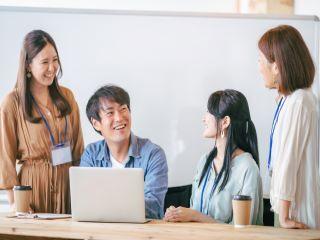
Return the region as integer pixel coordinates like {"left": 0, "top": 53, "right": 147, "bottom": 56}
{"left": 110, "top": 153, "right": 129, "bottom": 168}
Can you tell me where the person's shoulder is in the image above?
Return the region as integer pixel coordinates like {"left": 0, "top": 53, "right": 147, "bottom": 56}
{"left": 284, "top": 89, "right": 317, "bottom": 119}
{"left": 59, "top": 85, "right": 76, "bottom": 102}
{"left": 136, "top": 135, "right": 164, "bottom": 154}
{"left": 291, "top": 88, "right": 314, "bottom": 98}
{"left": 0, "top": 89, "right": 19, "bottom": 113}
{"left": 59, "top": 85, "right": 73, "bottom": 95}
{"left": 84, "top": 139, "right": 105, "bottom": 155}
{"left": 134, "top": 135, "right": 168, "bottom": 170}
{"left": 198, "top": 153, "right": 208, "bottom": 167}
{"left": 288, "top": 88, "right": 317, "bottom": 109}
{"left": 234, "top": 152, "right": 259, "bottom": 173}
{"left": 192, "top": 152, "right": 209, "bottom": 174}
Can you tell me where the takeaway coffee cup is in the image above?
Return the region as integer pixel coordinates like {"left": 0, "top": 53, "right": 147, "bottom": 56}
{"left": 13, "top": 185, "right": 32, "bottom": 215}
{"left": 232, "top": 195, "right": 252, "bottom": 228}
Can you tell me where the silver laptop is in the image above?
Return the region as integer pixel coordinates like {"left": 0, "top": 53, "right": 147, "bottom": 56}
{"left": 69, "top": 167, "right": 146, "bottom": 223}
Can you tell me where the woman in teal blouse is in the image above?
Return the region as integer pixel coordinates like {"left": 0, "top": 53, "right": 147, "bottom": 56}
{"left": 164, "top": 89, "right": 263, "bottom": 224}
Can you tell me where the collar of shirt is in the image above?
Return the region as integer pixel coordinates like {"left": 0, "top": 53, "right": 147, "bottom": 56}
{"left": 95, "top": 132, "right": 141, "bottom": 166}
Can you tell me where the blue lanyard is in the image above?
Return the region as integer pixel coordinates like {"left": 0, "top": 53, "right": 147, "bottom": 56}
{"left": 199, "top": 165, "right": 218, "bottom": 214}
{"left": 267, "top": 97, "right": 286, "bottom": 170}
{"left": 31, "top": 96, "right": 68, "bottom": 146}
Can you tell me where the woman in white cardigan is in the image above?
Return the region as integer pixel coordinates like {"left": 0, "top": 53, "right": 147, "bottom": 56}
{"left": 258, "top": 25, "right": 320, "bottom": 229}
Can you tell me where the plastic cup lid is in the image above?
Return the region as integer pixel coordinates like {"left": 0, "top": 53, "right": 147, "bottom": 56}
{"left": 233, "top": 195, "right": 251, "bottom": 201}
{"left": 13, "top": 185, "right": 32, "bottom": 191}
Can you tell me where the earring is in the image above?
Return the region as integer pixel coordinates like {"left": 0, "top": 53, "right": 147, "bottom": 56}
{"left": 272, "top": 73, "right": 279, "bottom": 85}
{"left": 273, "top": 78, "right": 278, "bottom": 85}
{"left": 26, "top": 72, "right": 32, "bottom": 78}
{"left": 221, "top": 131, "right": 224, "bottom": 138}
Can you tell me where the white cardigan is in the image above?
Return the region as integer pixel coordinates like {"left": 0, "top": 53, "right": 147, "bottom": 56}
{"left": 270, "top": 88, "right": 320, "bottom": 229}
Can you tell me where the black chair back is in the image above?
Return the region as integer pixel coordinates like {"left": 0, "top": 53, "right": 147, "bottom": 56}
{"left": 164, "top": 185, "right": 192, "bottom": 211}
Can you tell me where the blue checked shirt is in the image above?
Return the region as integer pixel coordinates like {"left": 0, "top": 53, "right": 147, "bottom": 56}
{"left": 80, "top": 133, "right": 168, "bottom": 219}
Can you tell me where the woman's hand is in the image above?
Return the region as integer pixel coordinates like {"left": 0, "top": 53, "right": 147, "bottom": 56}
{"left": 280, "top": 218, "right": 308, "bottom": 229}
{"left": 164, "top": 206, "right": 196, "bottom": 222}
{"left": 164, "top": 206, "right": 216, "bottom": 223}
{"left": 278, "top": 199, "right": 308, "bottom": 229}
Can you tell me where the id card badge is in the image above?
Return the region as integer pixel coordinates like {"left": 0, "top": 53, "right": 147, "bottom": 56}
{"left": 51, "top": 142, "right": 72, "bottom": 166}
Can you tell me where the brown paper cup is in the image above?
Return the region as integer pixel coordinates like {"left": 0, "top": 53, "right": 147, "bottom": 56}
{"left": 232, "top": 195, "right": 252, "bottom": 228}
{"left": 13, "top": 185, "right": 32, "bottom": 215}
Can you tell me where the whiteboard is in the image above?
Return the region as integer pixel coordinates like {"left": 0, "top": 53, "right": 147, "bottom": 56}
{"left": 0, "top": 7, "right": 319, "bottom": 193}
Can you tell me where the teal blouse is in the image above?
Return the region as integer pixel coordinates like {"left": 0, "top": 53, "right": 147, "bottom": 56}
{"left": 190, "top": 152, "right": 263, "bottom": 225}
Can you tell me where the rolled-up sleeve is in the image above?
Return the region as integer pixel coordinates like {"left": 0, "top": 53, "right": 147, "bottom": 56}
{"left": 144, "top": 147, "right": 168, "bottom": 219}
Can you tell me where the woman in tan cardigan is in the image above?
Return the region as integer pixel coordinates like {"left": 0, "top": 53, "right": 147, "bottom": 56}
{"left": 0, "top": 30, "right": 84, "bottom": 214}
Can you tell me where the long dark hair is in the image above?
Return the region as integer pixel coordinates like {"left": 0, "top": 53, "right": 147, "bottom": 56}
{"left": 199, "top": 89, "right": 259, "bottom": 193}
{"left": 16, "top": 30, "right": 71, "bottom": 122}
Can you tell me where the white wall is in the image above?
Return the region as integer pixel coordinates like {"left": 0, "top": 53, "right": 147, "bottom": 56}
{"left": 2, "top": 0, "right": 320, "bottom": 16}
{"left": 295, "top": 0, "right": 320, "bottom": 18}
{"left": 0, "top": 0, "right": 237, "bottom": 12}
{"left": 1, "top": 0, "right": 320, "bottom": 16}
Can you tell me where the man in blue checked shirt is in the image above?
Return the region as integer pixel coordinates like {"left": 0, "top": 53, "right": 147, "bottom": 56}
{"left": 80, "top": 84, "right": 168, "bottom": 219}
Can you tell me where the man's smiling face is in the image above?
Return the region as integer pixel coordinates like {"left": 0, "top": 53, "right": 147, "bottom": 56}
{"left": 92, "top": 98, "right": 131, "bottom": 145}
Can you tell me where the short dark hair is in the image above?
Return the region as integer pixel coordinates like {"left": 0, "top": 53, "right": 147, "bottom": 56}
{"left": 258, "top": 25, "right": 315, "bottom": 95}
{"left": 86, "top": 85, "right": 130, "bottom": 133}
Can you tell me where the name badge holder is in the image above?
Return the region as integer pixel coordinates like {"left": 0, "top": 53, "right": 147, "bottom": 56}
{"left": 200, "top": 167, "right": 218, "bottom": 215}
{"left": 32, "top": 96, "right": 72, "bottom": 166}
{"left": 51, "top": 141, "right": 72, "bottom": 167}
{"left": 267, "top": 96, "right": 286, "bottom": 177}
